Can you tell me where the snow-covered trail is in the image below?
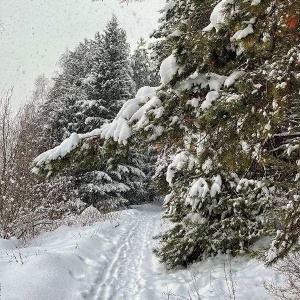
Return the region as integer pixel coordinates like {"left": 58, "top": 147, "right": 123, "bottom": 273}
{"left": 88, "top": 204, "right": 162, "bottom": 300}
{"left": 0, "top": 203, "right": 281, "bottom": 300}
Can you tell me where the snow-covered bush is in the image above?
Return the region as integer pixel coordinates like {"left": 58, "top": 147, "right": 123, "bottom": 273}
{"left": 64, "top": 205, "right": 120, "bottom": 226}
{"left": 155, "top": 171, "right": 275, "bottom": 268}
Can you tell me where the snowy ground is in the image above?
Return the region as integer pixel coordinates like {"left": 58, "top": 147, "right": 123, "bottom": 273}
{"left": 0, "top": 203, "right": 281, "bottom": 300}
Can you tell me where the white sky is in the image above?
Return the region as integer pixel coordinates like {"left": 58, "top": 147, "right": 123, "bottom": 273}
{"left": 0, "top": 0, "right": 164, "bottom": 108}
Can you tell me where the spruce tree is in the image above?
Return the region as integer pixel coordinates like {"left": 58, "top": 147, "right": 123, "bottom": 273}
{"left": 131, "top": 38, "right": 153, "bottom": 90}
{"left": 151, "top": 0, "right": 300, "bottom": 267}
{"left": 37, "top": 16, "right": 151, "bottom": 212}
{"left": 34, "top": 0, "right": 300, "bottom": 266}
{"left": 98, "top": 15, "right": 136, "bottom": 104}
{"left": 147, "top": 0, "right": 177, "bottom": 86}
{"left": 99, "top": 0, "right": 300, "bottom": 266}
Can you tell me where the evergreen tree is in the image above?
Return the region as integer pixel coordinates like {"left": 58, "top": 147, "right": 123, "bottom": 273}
{"left": 131, "top": 38, "right": 154, "bottom": 90}
{"left": 96, "top": 15, "right": 135, "bottom": 104}
{"left": 147, "top": 0, "right": 186, "bottom": 86}
{"left": 41, "top": 39, "right": 93, "bottom": 144}
{"left": 90, "top": 0, "right": 300, "bottom": 266}
{"left": 37, "top": 16, "right": 151, "bottom": 211}
{"left": 34, "top": 0, "right": 300, "bottom": 267}
{"left": 151, "top": 0, "right": 300, "bottom": 267}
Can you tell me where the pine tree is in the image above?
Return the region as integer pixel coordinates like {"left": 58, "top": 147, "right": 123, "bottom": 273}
{"left": 34, "top": 0, "right": 300, "bottom": 267}
{"left": 147, "top": 0, "right": 176, "bottom": 86}
{"left": 131, "top": 38, "right": 153, "bottom": 90}
{"left": 97, "top": 0, "right": 300, "bottom": 267}
{"left": 37, "top": 16, "right": 151, "bottom": 212}
{"left": 41, "top": 39, "right": 93, "bottom": 144}
{"left": 97, "top": 15, "right": 136, "bottom": 104}
{"left": 150, "top": 0, "right": 300, "bottom": 267}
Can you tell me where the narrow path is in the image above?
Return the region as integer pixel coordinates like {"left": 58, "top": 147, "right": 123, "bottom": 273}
{"left": 0, "top": 203, "right": 278, "bottom": 300}
{"left": 88, "top": 203, "right": 163, "bottom": 300}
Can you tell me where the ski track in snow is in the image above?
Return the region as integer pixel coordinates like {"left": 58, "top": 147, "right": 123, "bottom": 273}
{"left": 88, "top": 205, "right": 162, "bottom": 300}
{"left": 0, "top": 203, "right": 280, "bottom": 300}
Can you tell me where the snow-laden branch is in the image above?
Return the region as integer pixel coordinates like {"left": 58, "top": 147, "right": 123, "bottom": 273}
{"left": 100, "top": 86, "right": 158, "bottom": 143}
{"left": 32, "top": 86, "right": 158, "bottom": 173}
{"left": 32, "top": 53, "right": 247, "bottom": 175}
{"left": 32, "top": 129, "right": 102, "bottom": 170}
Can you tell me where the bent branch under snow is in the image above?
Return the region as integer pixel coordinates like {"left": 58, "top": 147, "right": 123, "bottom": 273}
{"left": 32, "top": 86, "right": 159, "bottom": 175}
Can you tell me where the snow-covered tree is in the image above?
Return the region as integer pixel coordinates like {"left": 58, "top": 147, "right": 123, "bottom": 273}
{"left": 43, "top": 15, "right": 135, "bottom": 141}
{"left": 131, "top": 38, "right": 154, "bottom": 90}
{"left": 152, "top": 0, "right": 300, "bottom": 267}
{"left": 34, "top": 0, "right": 300, "bottom": 267}
{"left": 147, "top": 0, "right": 190, "bottom": 86}
{"left": 41, "top": 39, "right": 92, "bottom": 144}
{"left": 37, "top": 16, "right": 153, "bottom": 211}
{"left": 102, "top": 15, "right": 136, "bottom": 101}
{"left": 98, "top": 0, "right": 299, "bottom": 266}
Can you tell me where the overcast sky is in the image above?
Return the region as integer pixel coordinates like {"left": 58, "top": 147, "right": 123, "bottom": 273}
{"left": 0, "top": 0, "right": 164, "bottom": 108}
